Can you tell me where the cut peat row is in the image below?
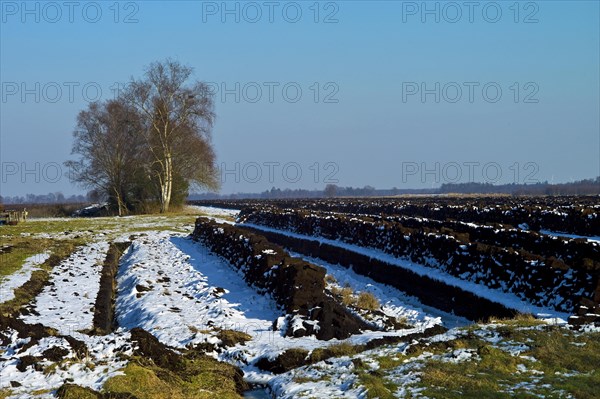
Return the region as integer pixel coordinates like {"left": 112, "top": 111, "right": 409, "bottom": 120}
{"left": 92, "top": 241, "right": 132, "bottom": 335}
{"left": 192, "top": 218, "right": 374, "bottom": 340}
{"left": 374, "top": 214, "right": 599, "bottom": 269}
{"left": 240, "top": 225, "right": 517, "bottom": 322}
{"left": 193, "top": 196, "right": 600, "bottom": 236}
{"left": 239, "top": 207, "right": 599, "bottom": 316}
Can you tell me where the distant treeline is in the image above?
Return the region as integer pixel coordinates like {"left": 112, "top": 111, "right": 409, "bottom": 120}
{"left": 189, "top": 185, "right": 409, "bottom": 200}
{"left": 438, "top": 177, "right": 600, "bottom": 195}
{"left": 1, "top": 192, "right": 92, "bottom": 205}
{"left": 4, "top": 177, "right": 598, "bottom": 205}
{"left": 190, "top": 177, "right": 600, "bottom": 200}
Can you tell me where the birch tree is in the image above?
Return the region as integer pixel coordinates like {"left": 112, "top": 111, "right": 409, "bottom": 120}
{"left": 66, "top": 99, "right": 145, "bottom": 216}
{"left": 123, "top": 59, "right": 218, "bottom": 213}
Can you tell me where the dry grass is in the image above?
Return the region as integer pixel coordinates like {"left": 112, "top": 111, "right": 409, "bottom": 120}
{"left": 487, "top": 313, "right": 545, "bottom": 327}
{"left": 330, "top": 286, "right": 380, "bottom": 311}
{"left": 340, "top": 287, "right": 354, "bottom": 306}
{"left": 356, "top": 292, "right": 380, "bottom": 311}
{"left": 324, "top": 274, "right": 337, "bottom": 284}
{"left": 103, "top": 356, "right": 243, "bottom": 399}
{"left": 417, "top": 324, "right": 600, "bottom": 398}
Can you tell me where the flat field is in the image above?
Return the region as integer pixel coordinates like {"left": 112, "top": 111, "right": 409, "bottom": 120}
{"left": 1, "top": 198, "right": 598, "bottom": 398}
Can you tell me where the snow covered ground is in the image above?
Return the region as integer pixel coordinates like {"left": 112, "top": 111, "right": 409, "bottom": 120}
{"left": 268, "top": 320, "right": 586, "bottom": 398}
{"left": 292, "top": 252, "right": 467, "bottom": 329}
{"left": 0, "top": 252, "right": 50, "bottom": 304}
{"left": 0, "top": 332, "right": 132, "bottom": 398}
{"left": 21, "top": 242, "right": 109, "bottom": 337}
{"left": 1, "top": 240, "right": 132, "bottom": 398}
{"left": 270, "top": 356, "right": 366, "bottom": 399}
{"left": 116, "top": 230, "right": 282, "bottom": 351}
{"left": 1, "top": 207, "right": 595, "bottom": 398}
{"left": 114, "top": 229, "right": 451, "bottom": 386}
{"left": 268, "top": 331, "right": 473, "bottom": 398}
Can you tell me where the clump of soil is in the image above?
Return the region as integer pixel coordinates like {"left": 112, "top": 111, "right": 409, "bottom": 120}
{"left": 129, "top": 327, "right": 249, "bottom": 394}
{"left": 129, "top": 327, "right": 184, "bottom": 371}
{"left": 57, "top": 383, "right": 138, "bottom": 399}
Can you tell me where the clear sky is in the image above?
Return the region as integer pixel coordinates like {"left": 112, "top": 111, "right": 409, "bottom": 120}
{"left": 1, "top": 0, "right": 599, "bottom": 196}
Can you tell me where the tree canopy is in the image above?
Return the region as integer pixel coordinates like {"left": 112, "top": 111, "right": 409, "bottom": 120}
{"left": 67, "top": 60, "right": 219, "bottom": 214}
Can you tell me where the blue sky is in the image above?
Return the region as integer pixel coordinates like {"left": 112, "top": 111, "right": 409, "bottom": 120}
{"left": 1, "top": 0, "right": 599, "bottom": 196}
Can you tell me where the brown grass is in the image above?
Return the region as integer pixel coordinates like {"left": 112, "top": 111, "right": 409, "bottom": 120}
{"left": 356, "top": 292, "right": 380, "bottom": 311}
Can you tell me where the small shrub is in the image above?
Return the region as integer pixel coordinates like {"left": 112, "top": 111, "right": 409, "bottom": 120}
{"left": 356, "top": 292, "right": 380, "bottom": 311}
{"left": 340, "top": 287, "right": 354, "bottom": 306}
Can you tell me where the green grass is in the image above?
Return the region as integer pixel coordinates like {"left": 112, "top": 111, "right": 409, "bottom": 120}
{"left": 374, "top": 355, "right": 404, "bottom": 370}
{"left": 418, "top": 345, "right": 522, "bottom": 398}
{"left": 0, "top": 207, "right": 222, "bottom": 275}
{"left": 409, "top": 324, "right": 599, "bottom": 398}
{"left": 309, "top": 342, "right": 360, "bottom": 363}
{"left": 522, "top": 328, "right": 600, "bottom": 399}
{"left": 358, "top": 371, "right": 398, "bottom": 399}
{"left": 341, "top": 315, "right": 600, "bottom": 399}
{"left": 104, "top": 363, "right": 185, "bottom": 398}
{"left": 0, "top": 239, "right": 80, "bottom": 316}
{"left": 0, "top": 209, "right": 203, "bottom": 241}
{"left": 103, "top": 356, "right": 243, "bottom": 399}
{"left": 0, "top": 209, "right": 208, "bottom": 293}
{"left": 0, "top": 237, "right": 54, "bottom": 279}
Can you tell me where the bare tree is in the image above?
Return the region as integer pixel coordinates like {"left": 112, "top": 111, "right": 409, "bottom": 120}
{"left": 324, "top": 184, "right": 338, "bottom": 198}
{"left": 66, "top": 99, "right": 145, "bottom": 216}
{"left": 123, "top": 59, "right": 218, "bottom": 213}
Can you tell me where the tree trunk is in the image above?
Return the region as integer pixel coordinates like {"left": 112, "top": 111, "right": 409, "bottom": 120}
{"left": 113, "top": 187, "right": 126, "bottom": 216}
{"left": 160, "top": 153, "right": 173, "bottom": 213}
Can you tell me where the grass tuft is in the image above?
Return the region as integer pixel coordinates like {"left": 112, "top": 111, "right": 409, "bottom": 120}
{"left": 356, "top": 292, "right": 380, "bottom": 311}
{"left": 357, "top": 371, "right": 398, "bottom": 399}
{"left": 216, "top": 329, "right": 252, "bottom": 347}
